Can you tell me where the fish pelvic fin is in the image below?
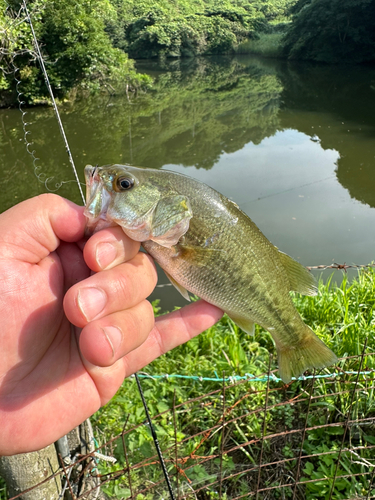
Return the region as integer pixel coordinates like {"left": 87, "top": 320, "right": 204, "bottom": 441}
{"left": 276, "top": 326, "right": 337, "bottom": 384}
{"left": 164, "top": 270, "right": 191, "bottom": 302}
{"left": 227, "top": 314, "right": 255, "bottom": 336}
{"left": 277, "top": 251, "right": 318, "bottom": 297}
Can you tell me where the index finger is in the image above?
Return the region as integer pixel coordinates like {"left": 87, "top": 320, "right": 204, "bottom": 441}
{"left": 83, "top": 226, "right": 141, "bottom": 272}
{"left": 121, "top": 300, "right": 224, "bottom": 376}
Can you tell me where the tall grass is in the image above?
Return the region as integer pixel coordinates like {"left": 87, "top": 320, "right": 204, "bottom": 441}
{"left": 294, "top": 271, "right": 375, "bottom": 361}
{"left": 234, "top": 33, "right": 284, "bottom": 58}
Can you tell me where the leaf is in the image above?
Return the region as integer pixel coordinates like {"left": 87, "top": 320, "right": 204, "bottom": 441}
{"left": 303, "top": 461, "right": 315, "bottom": 475}
{"left": 157, "top": 401, "right": 170, "bottom": 413}
{"left": 364, "top": 434, "right": 375, "bottom": 444}
{"left": 140, "top": 441, "right": 154, "bottom": 457}
{"left": 326, "top": 426, "right": 344, "bottom": 435}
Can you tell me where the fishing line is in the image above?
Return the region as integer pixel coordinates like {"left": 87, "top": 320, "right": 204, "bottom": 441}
{"left": 135, "top": 375, "right": 177, "bottom": 500}
{"left": 16, "top": 4, "right": 176, "bottom": 499}
{"left": 244, "top": 174, "right": 336, "bottom": 206}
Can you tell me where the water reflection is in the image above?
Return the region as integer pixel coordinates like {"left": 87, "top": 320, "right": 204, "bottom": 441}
{"left": 278, "top": 61, "right": 375, "bottom": 207}
{"left": 1, "top": 55, "right": 375, "bottom": 308}
{"left": 129, "top": 58, "right": 282, "bottom": 170}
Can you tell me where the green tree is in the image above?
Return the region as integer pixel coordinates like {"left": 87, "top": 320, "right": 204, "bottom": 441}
{"left": 106, "top": 0, "right": 268, "bottom": 59}
{"left": 0, "top": 0, "right": 149, "bottom": 106}
{"left": 282, "top": 0, "right": 375, "bottom": 63}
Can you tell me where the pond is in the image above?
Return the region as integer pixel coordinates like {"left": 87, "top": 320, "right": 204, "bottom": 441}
{"left": 1, "top": 55, "right": 375, "bottom": 310}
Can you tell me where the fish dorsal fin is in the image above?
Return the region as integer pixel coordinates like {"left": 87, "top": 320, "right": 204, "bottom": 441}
{"left": 278, "top": 251, "right": 318, "bottom": 297}
{"left": 164, "top": 270, "right": 191, "bottom": 302}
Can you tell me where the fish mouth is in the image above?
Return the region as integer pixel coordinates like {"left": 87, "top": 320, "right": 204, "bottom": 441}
{"left": 84, "top": 165, "right": 115, "bottom": 235}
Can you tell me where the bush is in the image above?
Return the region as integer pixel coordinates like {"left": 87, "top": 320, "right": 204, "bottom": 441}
{"left": 0, "top": 0, "right": 149, "bottom": 106}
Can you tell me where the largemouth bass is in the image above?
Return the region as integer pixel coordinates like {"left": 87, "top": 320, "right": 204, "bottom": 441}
{"left": 84, "top": 164, "right": 337, "bottom": 383}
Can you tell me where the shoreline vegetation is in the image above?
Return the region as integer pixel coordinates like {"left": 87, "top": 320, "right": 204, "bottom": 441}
{"left": 1, "top": 0, "right": 375, "bottom": 107}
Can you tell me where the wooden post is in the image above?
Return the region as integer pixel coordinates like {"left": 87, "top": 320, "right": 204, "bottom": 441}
{"left": 0, "top": 444, "right": 61, "bottom": 500}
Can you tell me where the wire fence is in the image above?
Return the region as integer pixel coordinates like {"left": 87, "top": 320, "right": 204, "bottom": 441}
{"left": 6, "top": 343, "right": 375, "bottom": 500}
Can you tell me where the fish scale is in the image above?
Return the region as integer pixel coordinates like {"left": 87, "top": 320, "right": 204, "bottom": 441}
{"left": 84, "top": 164, "right": 337, "bottom": 383}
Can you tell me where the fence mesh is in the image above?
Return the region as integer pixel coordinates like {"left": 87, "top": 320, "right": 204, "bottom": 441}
{"left": 6, "top": 345, "right": 375, "bottom": 500}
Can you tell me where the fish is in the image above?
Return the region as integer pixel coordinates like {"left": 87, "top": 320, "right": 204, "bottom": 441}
{"left": 84, "top": 163, "right": 337, "bottom": 383}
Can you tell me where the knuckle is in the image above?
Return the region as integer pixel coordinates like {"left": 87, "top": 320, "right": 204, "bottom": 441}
{"left": 125, "top": 301, "right": 154, "bottom": 339}
{"left": 104, "top": 253, "right": 158, "bottom": 309}
{"left": 114, "top": 272, "right": 134, "bottom": 304}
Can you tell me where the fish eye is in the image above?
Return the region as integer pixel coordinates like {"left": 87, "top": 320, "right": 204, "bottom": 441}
{"left": 115, "top": 176, "right": 134, "bottom": 191}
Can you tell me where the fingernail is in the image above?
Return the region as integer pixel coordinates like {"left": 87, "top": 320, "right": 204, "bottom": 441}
{"left": 78, "top": 287, "right": 107, "bottom": 321}
{"left": 96, "top": 242, "right": 118, "bottom": 270}
{"left": 102, "top": 326, "right": 123, "bottom": 357}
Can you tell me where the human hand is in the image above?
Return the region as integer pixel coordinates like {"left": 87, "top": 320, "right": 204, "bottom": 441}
{"left": 0, "top": 194, "right": 223, "bottom": 455}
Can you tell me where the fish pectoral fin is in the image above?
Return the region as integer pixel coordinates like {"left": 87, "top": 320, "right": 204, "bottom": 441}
{"left": 277, "top": 251, "right": 318, "bottom": 297}
{"left": 227, "top": 314, "right": 255, "bottom": 336}
{"left": 164, "top": 270, "right": 191, "bottom": 302}
{"left": 176, "top": 243, "right": 226, "bottom": 267}
{"left": 273, "top": 326, "right": 338, "bottom": 384}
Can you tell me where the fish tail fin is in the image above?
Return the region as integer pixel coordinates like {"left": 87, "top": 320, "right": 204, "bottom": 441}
{"left": 277, "top": 326, "right": 337, "bottom": 384}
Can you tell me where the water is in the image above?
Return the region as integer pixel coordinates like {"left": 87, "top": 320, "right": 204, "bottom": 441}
{"left": 1, "top": 55, "right": 375, "bottom": 310}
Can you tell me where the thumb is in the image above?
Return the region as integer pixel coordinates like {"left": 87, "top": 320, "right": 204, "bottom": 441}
{"left": 0, "top": 194, "right": 86, "bottom": 263}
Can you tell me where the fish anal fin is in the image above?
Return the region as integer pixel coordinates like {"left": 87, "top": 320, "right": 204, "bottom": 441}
{"left": 278, "top": 251, "right": 318, "bottom": 297}
{"left": 227, "top": 314, "right": 255, "bottom": 336}
{"left": 275, "top": 326, "right": 337, "bottom": 384}
{"left": 164, "top": 270, "right": 191, "bottom": 302}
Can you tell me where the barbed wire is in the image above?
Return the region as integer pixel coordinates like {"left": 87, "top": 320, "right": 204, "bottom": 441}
{"left": 135, "top": 367, "right": 375, "bottom": 384}
{"left": 307, "top": 262, "right": 375, "bottom": 272}
{"left": 155, "top": 263, "right": 375, "bottom": 289}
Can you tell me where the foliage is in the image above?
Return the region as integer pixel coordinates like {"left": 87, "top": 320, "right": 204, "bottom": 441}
{"left": 0, "top": 0, "right": 295, "bottom": 106}
{"left": 105, "top": 0, "right": 294, "bottom": 59}
{"left": 282, "top": 0, "right": 375, "bottom": 63}
{"left": 293, "top": 271, "right": 375, "bottom": 359}
{"left": 0, "top": 0, "right": 150, "bottom": 106}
